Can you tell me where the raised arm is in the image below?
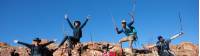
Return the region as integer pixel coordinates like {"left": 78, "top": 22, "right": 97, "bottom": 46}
{"left": 170, "top": 32, "right": 184, "bottom": 40}
{"left": 65, "top": 14, "right": 74, "bottom": 29}
{"left": 127, "top": 13, "right": 134, "bottom": 27}
{"left": 42, "top": 41, "right": 55, "bottom": 46}
{"left": 144, "top": 44, "right": 156, "bottom": 49}
{"left": 66, "top": 18, "right": 75, "bottom": 29}
{"left": 80, "top": 16, "right": 89, "bottom": 29}
{"left": 14, "top": 40, "right": 31, "bottom": 48}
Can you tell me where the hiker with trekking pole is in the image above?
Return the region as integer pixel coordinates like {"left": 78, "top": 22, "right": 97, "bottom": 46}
{"left": 145, "top": 11, "right": 185, "bottom": 56}
{"left": 111, "top": 13, "right": 138, "bottom": 56}
{"left": 155, "top": 12, "right": 184, "bottom": 56}
{"left": 157, "top": 32, "right": 183, "bottom": 56}
{"left": 114, "top": 13, "right": 138, "bottom": 49}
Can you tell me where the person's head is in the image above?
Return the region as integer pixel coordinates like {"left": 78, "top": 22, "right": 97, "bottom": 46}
{"left": 33, "top": 38, "right": 41, "bottom": 46}
{"left": 74, "top": 20, "right": 81, "bottom": 28}
{"left": 121, "top": 19, "right": 126, "bottom": 29}
{"left": 158, "top": 36, "right": 165, "bottom": 42}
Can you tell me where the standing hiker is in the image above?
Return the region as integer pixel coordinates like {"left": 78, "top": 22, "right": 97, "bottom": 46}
{"left": 156, "top": 32, "right": 183, "bottom": 56}
{"left": 14, "top": 38, "right": 55, "bottom": 56}
{"left": 115, "top": 14, "right": 137, "bottom": 49}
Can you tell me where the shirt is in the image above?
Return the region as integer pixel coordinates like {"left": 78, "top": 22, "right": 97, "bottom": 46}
{"left": 116, "top": 21, "right": 137, "bottom": 36}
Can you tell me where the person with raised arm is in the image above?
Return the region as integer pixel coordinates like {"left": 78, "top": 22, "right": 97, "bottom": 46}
{"left": 156, "top": 32, "right": 183, "bottom": 56}
{"left": 14, "top": 38, "right": 55, "bottom": 56}
{"left": 59, "top": 14, "right": 90, "bottom": 56}
{"left": 115, "top": 14, "right": 137, "bottom": 49}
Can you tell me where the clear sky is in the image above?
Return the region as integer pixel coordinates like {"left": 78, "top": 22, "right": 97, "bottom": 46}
{"left": 0, "top": 0, "right": 198, "bottom": 48}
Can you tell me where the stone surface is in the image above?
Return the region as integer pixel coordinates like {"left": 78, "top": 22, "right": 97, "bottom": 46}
{"left": 0, "top": 41, "right": 198, "bottom": 56}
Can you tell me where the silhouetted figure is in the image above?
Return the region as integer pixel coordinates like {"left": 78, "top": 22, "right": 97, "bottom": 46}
{"left": 43, "top": 47, "right": 59, "bottom": 56}
{"left": 59, "top": 14, "right": 90, "bottom": 56}
{"left": 156, "top": 32, "right": 183, "bottom": 56}
{"left": 14, "top": 38, "right": 55, "bottom": 56}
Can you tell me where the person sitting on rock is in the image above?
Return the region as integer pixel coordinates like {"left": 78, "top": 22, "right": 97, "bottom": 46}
{"left": 14, "top": 38, "right": 55, "bottom": 56}
{"left": 59, "top": 14, "right": 90, "bottom": 48}
{"left": 156, "top": 32, "right": 183, "bottom": 56}
{"left": 59, "top": 14, "right": 90, "bottom": 56}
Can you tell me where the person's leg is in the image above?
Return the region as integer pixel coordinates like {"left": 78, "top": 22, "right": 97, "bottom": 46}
{"left": 129, "top": 40, "right": 133, "bottom": 49}
{"left": 67, "top": 36, "right": 75, "bottom": 49}
{"left": 58, "top": 36, "right": 69, "bottom": 47}
{"left": 128, "top": 35, "right": 135, "bottom": 49}
{"left": 167, "top": 51, "right": 175, "bottom": 56}
{"left": 66, "top": 36, "right": 74, "bottom": 56}
{"left": 119, "top": 37, "right": 129, "bottom": 48}
{"left": 57, "top": 36, "right": 71, "bottom": 56}
{"left": 128, "top": 40, "right": 134, "bottom": 56}
{"left": 71, "top": 37, "right": 80, "bottom": 48}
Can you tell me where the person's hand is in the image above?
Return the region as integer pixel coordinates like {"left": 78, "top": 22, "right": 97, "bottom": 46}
{"left": 115, "top": 27, "right": 118, "bottom": 29}
{"left": 64, "top": 14, "right": 68, "bottom": 19}
{"left": 180, "top": 32, "right": 184, "bottom": 35}
{"left": 129, "top": 13, "right": 134, "bottom": 21}
{"left": 53, "top": 39, "right": 57, "bottom": 42}
{"left": 13, "top": 40, "right": 19, "bottom": 43}
{"left": 115, "top": 27, "right": 118, "bottom": 31}
{"left": 86, "top": 15, "right": 91, "bottom": 19}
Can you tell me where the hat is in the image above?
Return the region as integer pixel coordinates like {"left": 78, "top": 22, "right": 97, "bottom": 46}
{"left": 121, "top": 19, "right": 126, "bottom": 23}
{"left": 74, "top": 20, "right": 81, "bottom": 25}
{"left": 33, "top": 38, "right": 41, "bottom": 42}
{"left": 157, "top": 36, "right": 163, "bottom": 40}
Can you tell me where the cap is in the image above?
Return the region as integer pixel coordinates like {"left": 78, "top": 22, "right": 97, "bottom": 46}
{"left": 121, "top": 19, "right": 126, "bottom": 23}
{"left": 33, "top": 38, "right": 41, "bottom": 42}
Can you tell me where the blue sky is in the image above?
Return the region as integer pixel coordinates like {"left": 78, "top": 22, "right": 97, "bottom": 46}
{"left": 0, "top": 0, "right": 198, "bottom": 48}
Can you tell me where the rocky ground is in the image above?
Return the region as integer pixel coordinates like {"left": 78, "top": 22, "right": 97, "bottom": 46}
{"left": 0, "top": 40, "right": 198, "bottom": 56}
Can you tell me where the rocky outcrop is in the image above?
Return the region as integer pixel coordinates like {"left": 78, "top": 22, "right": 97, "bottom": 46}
{"left": 170, "top": 42, "right": 199, "bottom": 56}
{"left": 0, "top": 42, "right": 9, "bottom": 47}
{"left": 0, "top": 41, "right": 198, "bottom": 56}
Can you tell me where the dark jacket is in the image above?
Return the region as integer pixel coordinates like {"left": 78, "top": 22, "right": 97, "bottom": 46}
{"left": 17, "top": 41, "right": 54, "bottom": 56}
{"left": 156, "top": 39, "right": 172, "bottom": 56}
{"left": 66, "top": 18, "right": 88, "bottom": 40}
{"left": 116, "top": 20, "right": 137, "bottom": 36}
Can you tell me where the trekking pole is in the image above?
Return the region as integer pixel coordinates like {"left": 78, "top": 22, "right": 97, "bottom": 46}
{"left": 90, "top": 32, "right": 94, "bottom": 50}
{"left": 58, "top": 13, "right": 68, "bottom": 47}
{"left": 131, "top": 0, "right": 136, "bottom": 15}
{"left": 90, "top": 33, "right": 93, "bottom": 43}
{"left": 108, "top": 9, "right": 119, "bottom": 36}
{"left": 110, "top": 15, "right": 124, "bottom": 55}
{"left": 128, "top": 12, "right": 135, "bottom": 22}
{"left": 110, "top": 12, "right": 120, "bottom": 45}
{"left": 90, "top": 33, "right": 95, "bottom": 56}
{"left": 178, "top": 11, "right": 183, "bottom": 32}
{"left": 111, "top": 36, "right": 115, "bottom": 45}
{"left": 111, "top": 14, "right": 117, "bottom": 28}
